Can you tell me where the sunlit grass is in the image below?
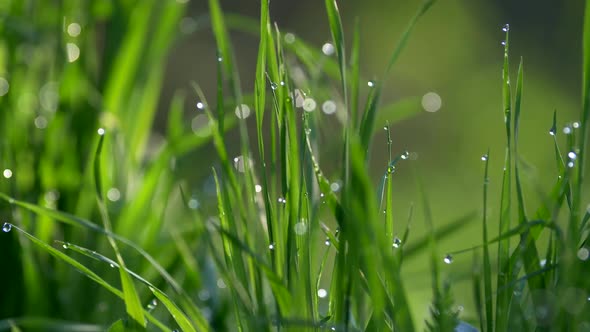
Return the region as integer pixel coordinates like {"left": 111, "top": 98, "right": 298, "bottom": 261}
{"left": 1, "top": 0, "right": 590, "bottom": 331}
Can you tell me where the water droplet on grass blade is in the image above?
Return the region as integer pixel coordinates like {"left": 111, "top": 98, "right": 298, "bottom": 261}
{"left": 268, "top": 243, "right": 275, "bottom": 250}
{"left": 573, "top": 122, "right": 580, "bottom": 128}
{"left": 2, "top": 223, "right": 12, "bottom": 233}
{"left": 563, "top": 126, "right": 572, "bottom": 134}
{"left": 501, "top": 40, "right": 506, "bottom": 46}
{"left": 324, "top": 238, "right": 331, "bottom": 246}
{"left": 568, "top": 151, "right": 577, "bottom": 160}
{"left": 322, "top": 100, "right": 337, "bottom": 114}
{"left": 196, "top": 102, "right": 205, "bottom": 110}
{"left": 235, "top": 104, "right": 251, "bottom": 119}
{"left": 317, "top": 288, "right": 328, "bottom": 298}
{"left": 147, "top": 299, "right": 158, "bottom": 310}
{"left": 443, "top": 254, "right": 453, "bottom": 264}
{"left": 284, "top": 33, "right": 295, "bottom": 44}
{"left": 401, "top": 151, "right": 410, "bottom": 160}
{"left": 392, "top": 237, "right": 401, "bottom": 248}
{"left": 502, "top": 24, "right": 510, "bottom": 32}
{"left": 322, "top": 42, "right": 335, "bottom": 56}
{"left": 255, "top": 184, "right": 262, "bottom": 193}
{"left": 97, "top": 128, "right": 105, "bottom": 136}
{"left": 367, "top": 80, "right": 375, "bottom": 87}
{"left": 577, "top": 247, "right": 589, "bottom": 261}
{"left": 549, "top": 127, "right": 556, "bottom": 136}
{"left": 62, "top": 243, "right": 69, "bottom": 249}
{"left": 387, "top": 165, "right": 395, "bottom": 174}
{"left": 3, "top": 169, "right": 13, "bottom": 179}
{"left": 481, "top": 154, "right": 488, "bottom": 161}
{"left": 422, "top": 92, "right": 442, "bottom": 112}
{"left": 303, "top": 98, "right": 316, "bottom": 112}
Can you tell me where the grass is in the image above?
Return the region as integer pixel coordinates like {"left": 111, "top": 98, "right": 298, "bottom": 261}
{"left": 1, "top": 0, "right": 590, "bottom": 331}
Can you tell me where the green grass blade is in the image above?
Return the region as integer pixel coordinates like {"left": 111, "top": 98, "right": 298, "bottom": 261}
{"left": 150, "top": 289, "right": 197, "bottom": 332}
{"left": 495, "top": 25, "right": 512, "bottom": 332}
{"left": 324, "top": 0, "right": 347, "bottom": 109}
{"left": 6, "top": 225, "right": 170, "bottom": 332}
{"left": 0, "top": 318, "right": 103, "bottom": 332}
{"left": 481, "top": 150, "right": 493, "bottom": 332}
{"left": 349, "top": 18, "right": 361, "bottom": 130}
{"left": 93, "top": 130, "right": 146, "bottom": 328}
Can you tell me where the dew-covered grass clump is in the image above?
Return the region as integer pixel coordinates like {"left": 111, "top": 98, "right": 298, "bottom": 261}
{"left": 1, "top": 0, "right": 589, "bottom": 331}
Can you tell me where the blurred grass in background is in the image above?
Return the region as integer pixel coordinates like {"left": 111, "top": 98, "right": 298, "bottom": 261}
{"left": 0, "top": 0, "right": 589, "bottom": 330}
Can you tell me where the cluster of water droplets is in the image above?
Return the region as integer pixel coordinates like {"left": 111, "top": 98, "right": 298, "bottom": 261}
{"left": 567, "top": 151, "right": 577, "bottom": 168}
{"left": 147, "top": 299, "right": 158, "bottom": 311}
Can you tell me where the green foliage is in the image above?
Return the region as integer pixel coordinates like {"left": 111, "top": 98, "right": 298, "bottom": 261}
{"left": 1, "top": 0, "right": 589, "bottom": 331}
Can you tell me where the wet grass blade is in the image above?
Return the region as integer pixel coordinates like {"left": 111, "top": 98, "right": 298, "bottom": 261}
{"left": 495, "top": 25, "right": 512, "bottom": 332}
{"left": 481, "top": 150, "right": 493, "bottom": 332}
{"left": 324, "top": 0, "right": 347, "bottom": 109}
{"left": 94, "top": 131, "right": 146, "bottom": 328}
{"left": 7, "top": 226, "right": 170, "bottom": 331}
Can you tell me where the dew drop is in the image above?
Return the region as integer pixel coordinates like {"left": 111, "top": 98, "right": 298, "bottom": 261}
{"left": 577, "top": 247, "right": 589, "bottom": 261}
{"left": 217, "top": 56, "right": 223, "bottom": 62}
{"left": 317, "top": 288, "right": 328, "bottom": 298}
{"left": 573, "top": 122, "right": 580, "bottom": 128}
{"left": 97, "top": 128, "right": 105, "bottom": 136}
{"left": 3, "top": 169, "right": 13, "bottom": 179}
{"left": 330, "top": 182, "right": 341, "bottom": 192}
{"left": 294, "top": 221, "right": 307, "bottom": 235}
{"left": 278, "top": 197, "right": 286, "bottom": 204}
{"left": 2, "top": 223, "right": 12, "bottom": 233}
{"left": 502, "top": 24, "right": 510, "bottom": 32}
{"left": 303, "top": 98, "right": 317, "bottom": 112}
{"left": 367, "top": 80, "right": 375, "bottom": 87}
{"left": 322, "top": 42, "right": 335, "bottom": 56}
{"left": 568, "top": 161, "right": 575, "bottom": 168}
{"left": 188, "top": 198, "right": 200, "bottom": 209}
{"left": 305, "top": 128, "right": 312, "bottom": 135}
{"left": 147, "top": 299, "right": 158, "bottom": 310}
{"left": 284, "top": 33, "right": 295, "bottom": 44}
{"left": 401, "top": 151, "right": 410, "bottom": 160}
{"left": 321, "top": 100, "right": 337, "bottom": 114}
{"left": 67, "top": 23, "right": 82, "bottom": 37}
{"left": 62, "top": 243, "right": 69, "bottom": 249}
{"left": 107, "top": 188, "right": 121, "bottom": 202}
{"left": 387, "top": 165, "right": 395, "bottom": 174}
{"left": 421, "top": 92, "right": 442, "bottom": 112}
{"left": 110, "top": 263, "right": 116, "bottom": 268}
{"left": 501, "top": 40, "right": 506, "bottom": 46}
{"left": 481, "top": 154, "right": 489, "bottom": 161}
{"left": 270, "top": 82, "right": 278, "bottom": 90}
{"left": 268, "top": 243, "right": 275, "bottom": 250}
{"left": 66, "top": 43, "right": 80, "bottom": 62}
{"left": 196, "top": 102, "right": 205, "bottom": 110}
{"left": 324, "top": 238, "right": 331, "bottom": 246}
{"left": 443, "top": 254, "right": 453, "bottom": 264}
{"left": 255, "top": 184, "right": 262, "bottom": 193}
{"left": 392, "top": 237, "right": 402, "bottom": 248}
{"left": 568, "top": 151, "right": 577, "bottom": 160}
{"left": 563, "top": 126, "right": 572, "bottom": 134}
{"left": 549, "top": 127, "right": 556, "bottom": 136}
{"left": 34, "top": 116, "right": 48, "bottom": 129}
{"left": 235, "top": 104, "right": 251, "bottom": 119}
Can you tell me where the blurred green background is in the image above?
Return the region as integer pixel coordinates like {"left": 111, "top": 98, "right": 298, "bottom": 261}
{"left": 0, "top": 0, "right": 587, "bottom": 328}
